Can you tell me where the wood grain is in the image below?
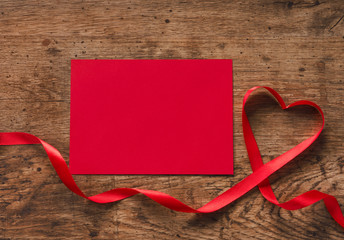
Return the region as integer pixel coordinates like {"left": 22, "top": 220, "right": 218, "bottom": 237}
{"left": 0, "top": 0, "right": 344, "bottom": 239}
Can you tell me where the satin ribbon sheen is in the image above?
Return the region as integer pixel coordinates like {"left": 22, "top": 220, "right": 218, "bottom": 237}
{"left": 1, "top": 86, "right": 343, "bottom": 228}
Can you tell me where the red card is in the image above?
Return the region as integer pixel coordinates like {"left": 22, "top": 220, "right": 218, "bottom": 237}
{"left": 70, "top": 59, "right": 233, "bottom": 174}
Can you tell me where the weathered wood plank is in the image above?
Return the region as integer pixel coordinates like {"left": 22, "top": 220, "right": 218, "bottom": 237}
{"left": 0, "top": 0, "right": 344, "bottom": 239}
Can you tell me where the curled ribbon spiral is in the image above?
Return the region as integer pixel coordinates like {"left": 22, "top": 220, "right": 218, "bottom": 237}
{"left": 1, "top": 86, "right": 343, "bottom": 228}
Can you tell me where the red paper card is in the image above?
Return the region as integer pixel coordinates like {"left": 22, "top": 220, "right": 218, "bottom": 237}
{"left": 70, "top": 59, "right": 233, "bottom": 174}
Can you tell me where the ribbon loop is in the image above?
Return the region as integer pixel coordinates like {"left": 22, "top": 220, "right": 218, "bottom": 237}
{"left": 1, "top": 86, "right": 343, "bottom": 228}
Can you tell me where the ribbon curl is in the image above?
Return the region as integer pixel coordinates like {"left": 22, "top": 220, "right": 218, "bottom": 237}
{"left": 1, "top": 86, "right": 343, "bottom": 228}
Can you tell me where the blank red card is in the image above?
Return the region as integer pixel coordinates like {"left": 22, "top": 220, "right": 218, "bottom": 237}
{"left": 70, "top": 59, "right": 233, "bottom": 174}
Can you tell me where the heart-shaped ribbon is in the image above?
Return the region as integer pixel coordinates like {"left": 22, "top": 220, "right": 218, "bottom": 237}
{"left": 1, "top": 86, "right": 343, "bottom": 228}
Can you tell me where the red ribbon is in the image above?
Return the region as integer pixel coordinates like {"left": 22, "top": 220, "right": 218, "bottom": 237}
{"left": 1, "top": 86, "right": 343, "bottom": 228}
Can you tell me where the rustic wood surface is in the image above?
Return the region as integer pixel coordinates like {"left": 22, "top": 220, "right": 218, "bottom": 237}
{"left": 0, "top": 0, "right": 344, "bottom": 239}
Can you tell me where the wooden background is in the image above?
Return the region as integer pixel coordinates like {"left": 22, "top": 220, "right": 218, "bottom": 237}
{"left": 0, "top": 0, "right": 343, "bottom": 239}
